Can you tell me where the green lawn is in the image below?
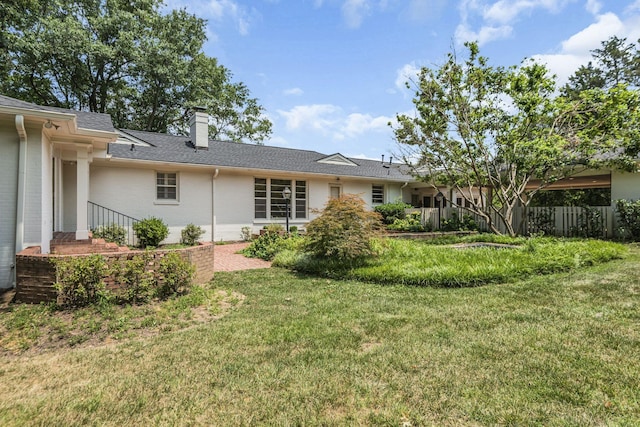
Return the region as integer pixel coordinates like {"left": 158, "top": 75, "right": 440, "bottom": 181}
{"left": 1, "top": 245, "right": 639, "bottom": 425}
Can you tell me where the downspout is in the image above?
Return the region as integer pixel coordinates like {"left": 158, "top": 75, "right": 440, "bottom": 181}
{"left": 212, "top": 168, "right": 219, "bottom": 242}
{"left": 400, "top": 182, "right": 408, "bottom": 203}
{"left": 15, "top": 115, "right": 27, "bottom": 255}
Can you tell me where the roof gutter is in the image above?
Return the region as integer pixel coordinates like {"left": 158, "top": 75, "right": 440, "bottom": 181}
{"left": 0, "top": 106, "right": 118, "bottom": 141}
{"left": 100, "top": 156, "right": 416, "bottom": 183}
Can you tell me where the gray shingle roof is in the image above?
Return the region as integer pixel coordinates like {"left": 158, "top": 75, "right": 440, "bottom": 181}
{"left": 112, "top": 129, "right": 413, "bottom": 181}
{"left": 0, "top": 95, "right": 115, "bottom": 132}
{"left": 1, "top": 94, "right": 411, "bottom": 180}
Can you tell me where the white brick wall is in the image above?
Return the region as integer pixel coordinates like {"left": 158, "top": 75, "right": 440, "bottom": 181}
{"left": 0, "top": 120, "right": 19, "bottom": 288}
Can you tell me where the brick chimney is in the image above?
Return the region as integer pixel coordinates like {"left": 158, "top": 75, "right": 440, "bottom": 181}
{"left": 189, "top": 106, "right": 209, "bottom": 150}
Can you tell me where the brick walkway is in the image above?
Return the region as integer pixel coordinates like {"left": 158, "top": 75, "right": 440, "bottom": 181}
{"left": 214, "top": 242, "right": 272, "bottom": 272}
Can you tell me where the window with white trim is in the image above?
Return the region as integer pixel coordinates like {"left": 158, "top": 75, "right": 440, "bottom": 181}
{"left": 270, "top": 179, "right": 290, "bottom": 218}
{"left": 254, "top": 178, "right": 307, "bottom": 219}
{"left": 254, "top": 178, "right": 267, "bottom": 218}
{"left": 156, "top": 172, "right": 178, "bottom": 200}
{"left": 295, "top": 180, "right": 307, "bottom": 219}
{"left": 372, "top": 184, "right": 384, "bottom": 204}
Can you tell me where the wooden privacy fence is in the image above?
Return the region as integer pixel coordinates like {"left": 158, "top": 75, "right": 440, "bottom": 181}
{"left": 408, "top": 206, "right": 616, "bottom": 238}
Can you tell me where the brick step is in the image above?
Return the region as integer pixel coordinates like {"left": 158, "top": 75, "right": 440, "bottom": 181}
{"left": 50, "top": 236, "right": 128, "bottom": 255}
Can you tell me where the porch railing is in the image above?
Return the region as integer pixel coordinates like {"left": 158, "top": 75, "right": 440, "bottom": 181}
{"left": 408, "top": 206, "right": 615, "bottom": 238}
{"left": 88, "top": 201, "right": 140, "bottom": 246}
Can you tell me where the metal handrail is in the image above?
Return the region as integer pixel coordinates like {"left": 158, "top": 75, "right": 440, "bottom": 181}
{"left": 87, "top": 201, "right": 140, "bottom": 246}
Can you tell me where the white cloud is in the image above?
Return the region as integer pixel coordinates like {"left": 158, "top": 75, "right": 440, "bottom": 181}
{"left": 277, "top": 104, "right": 392, "bottom": 142}
{"left": 342, "top": 0, "right": 371, "bottom": 28}
{"left": 283, "top": 87, "right": 304, "bottom": 96}
{"left": 342, "top": 113, "right": 391, "bottom": 137}
{"left": 278, "top": 104, "right": 342, "bottom": 132}
{"left": 455, "top": 23, "right": 513, "bottom": 46}
{"left": 585, "top": 0, "right": 602, "bottom": 15}
{"left": 394, "top": 62, "right": 421, "bottom": 91}
{"left": 560, "top": 12, "right": 624, "bottom": 54}
{"left": 531, "top": 10, "right": 640, "bottom": 85}
{"left": 455, "top": 0, "right": 574, "bottom": 45}
{"left": 628, "top": 0, "right": 640, "bottom": 12}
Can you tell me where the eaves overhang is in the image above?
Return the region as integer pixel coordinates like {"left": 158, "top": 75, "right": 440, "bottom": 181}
{"left": 98, "top": 156, "right": 416, "bottom": 182}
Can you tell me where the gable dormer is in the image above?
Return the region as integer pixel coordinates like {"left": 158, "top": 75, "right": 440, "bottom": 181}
{"left": 114, "top": 130, "right": 154, "bottom": 147}
{"left": 317, "top": 153, "right": 358, "bottom": 166}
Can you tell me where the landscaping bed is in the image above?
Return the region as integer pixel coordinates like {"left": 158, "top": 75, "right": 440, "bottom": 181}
{"left": 274, "top": 236, "right": 627, "bottom": 287}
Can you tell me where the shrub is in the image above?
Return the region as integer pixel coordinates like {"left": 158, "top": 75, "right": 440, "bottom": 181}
{"left": 181, "top": 223, "right": 205, "bottom": 246}
{"left": 54, "top": 254, "right": 109, "bottom": 308}
{"left": 615, "top": 199, "right": 640, "bottom": 241}
{"left": 441, "top": 212, "right": 478, "bottom": 232}
{"left": 133, "top": 217, "right": 169, "bottom": 248}
{"left": 113, "top": 252, "right": 155, "bottom": 304}
{"left": 92, "top": 223, "right": 127, "bottom": 246}
{"left": 387, "top": 212, "right": 429, "bottom": 232}
{"left": 243, "top": 230, "right": 302, "bottom": 261}
{"left": 374, "top": 201, "right": 412, "bottom": 225}
{"left": 263, "top": 223, "right": 284, "bottom": 233}
{"left": 157, "top": 252, "right": 195, "bottom": 298}
{"left": 305, "top": 194, "right": 383, "bottom": 261}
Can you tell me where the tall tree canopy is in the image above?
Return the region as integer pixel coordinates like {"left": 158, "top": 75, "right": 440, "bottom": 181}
{"left": 562, "top": 36, "right": 640, "bottom": 168}
{"left": 563, "top": 36, "right": 640, "bottom": 96}
{"left": 394, "top": 42, "right": 640, "bottom": 236}
{"left": 0, "top": 0, "right": 272, "bottom": 143}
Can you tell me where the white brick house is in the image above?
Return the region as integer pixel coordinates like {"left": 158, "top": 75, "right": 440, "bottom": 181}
{"left": 0, "top": 95, "right": 414, "bottom": 289}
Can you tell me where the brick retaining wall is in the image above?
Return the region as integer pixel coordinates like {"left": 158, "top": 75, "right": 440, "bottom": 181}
{"left": 15, "top": 243, "right": 215, "bottom": 304}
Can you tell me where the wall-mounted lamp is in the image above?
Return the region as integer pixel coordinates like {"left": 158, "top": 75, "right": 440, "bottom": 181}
{"left": 44, "top": 120, "right": 60, "bottom": 130}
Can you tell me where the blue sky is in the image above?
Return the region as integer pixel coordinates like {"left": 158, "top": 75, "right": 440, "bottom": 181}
{"left": 164, "top": 0, "right": 640, "bottom": 159}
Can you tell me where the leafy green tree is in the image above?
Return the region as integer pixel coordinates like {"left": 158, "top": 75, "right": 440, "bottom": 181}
{"left": 1, "top": 0, "right": 271, "bottom": 143}
{"left": 561, "top": 36, "right": 640, "bottom": 169}
{"left": 394, "top": 42, "right": 639, "bottom": 236}
{"left": 395, "top": 43, "right": 567, "bottom": 235}
{"left": 563, "top": 36, "right": 639, "bottom": 97}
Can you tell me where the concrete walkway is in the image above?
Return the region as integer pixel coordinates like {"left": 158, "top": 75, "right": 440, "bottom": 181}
{"left": 214, "top": 242, "right": 272, "bottom": 272}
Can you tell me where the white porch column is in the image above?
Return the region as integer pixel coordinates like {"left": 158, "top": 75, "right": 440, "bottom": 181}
{"left": 15, "top": 115, "right": 28, "bottom": 253}
{"left": 54, "top": 155, "right": 63, "bottom": 231}
{"left": 76, "top": 148, "right": 90, "bottom": 240}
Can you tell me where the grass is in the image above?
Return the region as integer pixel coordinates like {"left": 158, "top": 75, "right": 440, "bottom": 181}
{"left": 0, "top": 244, "right": 639, "bottom": 425}
{"left": 0, "top": 285, "right": 243, "bottom": 354}
{"left": 275, "top": 236, "right": 627, "bottom": 287}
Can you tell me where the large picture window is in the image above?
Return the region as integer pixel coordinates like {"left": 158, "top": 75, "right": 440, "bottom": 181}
{"left": 254, "top": 178, "right": 307, "bottom": 219}
{"left": 157, "top": 172, "right": 177, "bottom": 200}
